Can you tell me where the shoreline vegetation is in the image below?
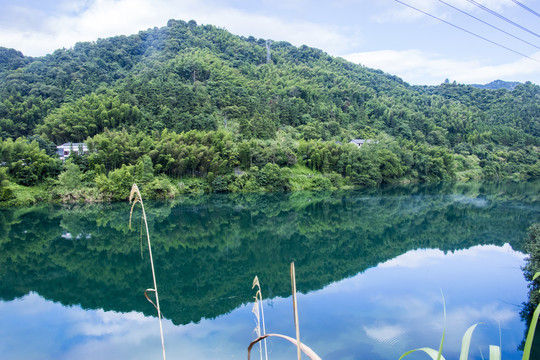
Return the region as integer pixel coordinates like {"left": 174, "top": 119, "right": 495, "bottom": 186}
{"left": 0, "top": 143, "right": 537, "bottom": 207}
{"left": 0, "top": 128, "right": 538, "bottom": 207}
{"left": 0, "top": 161, "right": 535, "bottom": 208}
{"left": 0, "top": 19, "right": 539, "bottom": 206}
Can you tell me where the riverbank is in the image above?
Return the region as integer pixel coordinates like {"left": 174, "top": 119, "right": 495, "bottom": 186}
{"left": 1, "top": 167, "right": 535, "bottom": 208}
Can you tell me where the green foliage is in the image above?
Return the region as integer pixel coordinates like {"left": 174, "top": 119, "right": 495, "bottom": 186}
{"left": 95, "top": 164, "right": 136, "bottom": 200}
{"left": 135, "top": 154, "right": 155, "bottom": 183}
{"left": 256, "top": 163, "right": 291, "bottom": 191}
{"left": 0, "top": 167, "right": 13, "bottom": 201}
{"left": 58, "top": 161, "right": 83, "bottom": 190}
{"left": 37, "top": 92, "right": 142, "bottom": 143}
{"left": 178, "top": 176, "right": 208, "bottom": 194}
{"left": 0, "top": 182, "right": 48, "bottom": 206}
{"left": 0, "top": 137, "right": 61, "bottom": 186}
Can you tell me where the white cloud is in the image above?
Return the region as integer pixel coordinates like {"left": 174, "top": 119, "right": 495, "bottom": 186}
{"left": 363, "top": 324, "right": 406, "bottom": 344}
{"left": 378, "top": 243, "right": 524, "bottom": 268}
{"left": 343, "top": 49, "right": 540, "bottom": 85}
{"left": 378, "top": 248, "right": 447, "bottom": 268}
{"left": 0, "top": 0, "right": 354, "bottom": 56}
{"left": 196, "top": 7, "right": 355, "bottom": 54}
{"left": 0, "top": 0, "right": 537, "bottom": 84}
{"left": 448, "top": 304, "right": 516, "bottom": 328}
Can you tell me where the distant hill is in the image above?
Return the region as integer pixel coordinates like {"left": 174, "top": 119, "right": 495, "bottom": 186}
{"left": 471, "top": 80, "right": 521, "bottom": 91}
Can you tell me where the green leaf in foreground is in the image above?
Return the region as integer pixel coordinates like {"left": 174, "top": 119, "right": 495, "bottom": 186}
{"left": 400, "top": 292, "right": 446, "bottom": 360}
{"left": 490, "top": 345, "right": 501, "bottom": 360}
{"left": 459, "top": 323, "right": 479, "bottom": 360}
{"left": 522, "top": 272, "right": 540, "bottom": 360}
{"left": 399, "top": 347, "right": 446, "bottom": 360}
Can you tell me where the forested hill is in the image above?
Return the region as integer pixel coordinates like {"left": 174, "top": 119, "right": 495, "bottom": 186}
{"left": 0, "top": 19, "right": 538, "bottom": 203}
{"left": 470, "top": 80, "right": 520, "bottom": 91}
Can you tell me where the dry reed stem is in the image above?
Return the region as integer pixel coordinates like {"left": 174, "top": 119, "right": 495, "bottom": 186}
{"left": 248, "top": 334, "right": 322, "bottom": 360}
{"left": 291, "top": 262, "right": 301, "bottom": 360}
{"left": 252, "top": 276, "right": 268, "bottom": 360}
{"left": 129, "top": 184, "right": 166, "bottom": 360}
{"left": 251, "top": 293, "right": 262, "bottom": 360}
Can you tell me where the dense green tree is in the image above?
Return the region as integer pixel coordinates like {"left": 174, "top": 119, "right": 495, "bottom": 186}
{"left": 58, "top": 161, "right": 83, "bottom": 190}
{"left": 0, "top": 167, "right": 13, "bottom": 201}
{"left": 0, "top": 138, "right": 61, "bottom": 186}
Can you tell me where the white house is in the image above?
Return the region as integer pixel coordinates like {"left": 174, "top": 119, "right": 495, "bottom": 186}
{"left": 57, "top": 143, "right": 88, "bottom": 161}
{"left": 349, "top": 139, "right": 379, "bottom": 148}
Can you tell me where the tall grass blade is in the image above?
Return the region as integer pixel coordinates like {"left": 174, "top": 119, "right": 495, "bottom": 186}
{"left": 291, "top": 262, "right": 301, "bottom": 360}
{"left": 459, "top": 323, "right": 479, "bottom": 360}
{"left": 522, "top": 304, "right": 540, "bottom": 360}
{"left": 129, "top": 184, "right": 166, "bottom": 360}
{"left": 522, "top": 272, "right": 540, "bottom": 360}
{"left": 489, "top": 345, "right": 501, "bottom": 360}
{"left": 400, "top": 291, "right": 446, "bottom": 360}
{"left": 248, "top": 334, "right": 322, "bottom": 360}
{"left": 438, "top": 291, "right": 446, "bottom": 360}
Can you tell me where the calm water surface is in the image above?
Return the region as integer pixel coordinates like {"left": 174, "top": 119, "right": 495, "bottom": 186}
{"left": 0, "top": 182, "right": 538, "bottom": 359}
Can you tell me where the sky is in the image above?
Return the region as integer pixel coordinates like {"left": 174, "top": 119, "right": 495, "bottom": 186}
{"left": 0, "top": 0, "right": 539, "bottom": 85}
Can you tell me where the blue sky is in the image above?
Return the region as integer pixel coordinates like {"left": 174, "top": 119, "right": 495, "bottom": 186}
{"left": 0, "top": 0, "right": 539, "bottom": 85}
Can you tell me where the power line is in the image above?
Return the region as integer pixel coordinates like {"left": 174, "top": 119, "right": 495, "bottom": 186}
{"left": 437, "top": 0, "right": 540, "bottom": 50}
{"left": 511, "top": 0, "right": 540, "bottom": 19}
{"left": 466, "top": 0, "right": 540, "bottom": 39}
{"left": 393, "top": 0, "right": 540, "bottom": 63}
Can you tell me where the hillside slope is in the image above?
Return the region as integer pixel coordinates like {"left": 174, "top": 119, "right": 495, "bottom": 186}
{"left": 0, "top": 20, "right": 538, "bottom": 202}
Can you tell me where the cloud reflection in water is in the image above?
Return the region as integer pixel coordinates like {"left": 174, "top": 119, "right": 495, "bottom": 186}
{"left": 0, "top": 243, "right": 528, "bottom": 360}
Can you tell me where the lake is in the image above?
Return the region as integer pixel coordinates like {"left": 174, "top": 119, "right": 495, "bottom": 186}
{"left": 0, "top": 181, "right": 538, "bottom": 360}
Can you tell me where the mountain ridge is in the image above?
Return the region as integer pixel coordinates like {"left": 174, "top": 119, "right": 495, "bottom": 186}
{"left": 470, "top": 79, "right": 521, "bottom": 91}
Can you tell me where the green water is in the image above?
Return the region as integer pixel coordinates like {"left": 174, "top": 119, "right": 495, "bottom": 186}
{"left": 0, "top": 181, "right": 538, "bottom": 359}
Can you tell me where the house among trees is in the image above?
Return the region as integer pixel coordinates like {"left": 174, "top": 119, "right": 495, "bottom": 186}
{"left": 57, "top": 143, "right": 88, "bottom": 161}
{"left": 349, "top": 139, "right": 378, "bottom": 148}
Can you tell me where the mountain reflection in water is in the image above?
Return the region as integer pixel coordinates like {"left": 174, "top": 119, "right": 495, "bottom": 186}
{"left": 0, "top": 181, "right": 538, "bottom": 359}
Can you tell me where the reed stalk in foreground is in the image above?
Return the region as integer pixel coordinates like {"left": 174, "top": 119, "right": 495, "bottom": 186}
{"left": 291, "top": 261, "right": 302, "bottom": 360}
{"left": 252, "top": 276, "right": 268, "bottom": 360}
{"left": 248, "top": 262, "right": 322, "bottom": 360}
{"left": 129, "top": 184, "right": 166, "bottom": 360}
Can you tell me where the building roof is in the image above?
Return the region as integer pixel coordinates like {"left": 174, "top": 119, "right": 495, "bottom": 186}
{"left": 57, "top": 142, "right": 88, "bottom": 149}
{"left": 349, "top": 139, "right": 378, "bottom": 146}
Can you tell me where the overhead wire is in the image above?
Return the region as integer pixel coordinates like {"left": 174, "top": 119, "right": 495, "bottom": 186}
{"left": 465, "top": 0, "right": 540, "bottom": 39}
{"left": 392, "top": 0, "right": 540, "bottom": 63}
{"left": 510, "top": 0, "right": 540, "bottom": 19}
{"left": 437, "top": 0, "right": 540, "bottom": 50}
